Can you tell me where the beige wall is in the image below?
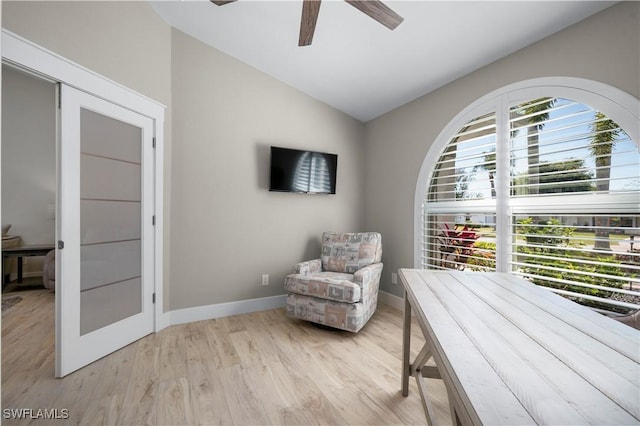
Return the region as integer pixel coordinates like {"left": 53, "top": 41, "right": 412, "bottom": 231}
{"left": 2, "top": 2, "right": 365, "bottom": 310}
{"left": 364, "top": 2, "right": 640, "bottom": 297}
{"left": 3, "top": 0, "right": 173, "bottom": 307}
{"left": 1, "top": 66, "right": 56, "bottom": 277}
{"left": 4, "top": 1, "right": 637, "bottom": 308}
{"left": 170, "top": 29, "right": 364, "bottom": 309}
{"left": 2, "top": 1, "right": 172, "bottom": 106}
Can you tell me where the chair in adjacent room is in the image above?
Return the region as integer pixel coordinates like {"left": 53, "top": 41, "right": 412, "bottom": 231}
{"left": 284, "top": 232, "right": 383, "bottom": 332}
{"left": 42, "top": 250, "right": 55, "bottom": 290}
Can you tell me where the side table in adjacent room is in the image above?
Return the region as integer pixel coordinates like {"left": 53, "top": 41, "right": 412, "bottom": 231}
{"left": 2, "top": 244, "right": 55, "bottom": 285}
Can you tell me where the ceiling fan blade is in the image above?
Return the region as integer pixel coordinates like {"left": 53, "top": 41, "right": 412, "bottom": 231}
{"left": 299, "top": 0, "right": 322, "bottom": 47}
{"left": 344, "top": 0, "right": 403, "bottom": 30}
{"left": 210, "top": 0, "right": 237, "bottom": 5}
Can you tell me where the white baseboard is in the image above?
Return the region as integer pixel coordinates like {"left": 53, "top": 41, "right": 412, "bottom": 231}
{"left": 378, "top": 290, "right": 404, "bottom": 311}
{"left": 166, "top": 292, "right": 403, "bottom": 328}
{"left": 168, "top": 294, "right": 287, "bottom": 326}
{"left": 156, "top": 313, "right": 171, "bottom": 332}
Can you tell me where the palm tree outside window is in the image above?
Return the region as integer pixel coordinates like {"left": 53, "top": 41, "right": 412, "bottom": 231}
{"left": 422, "top": 90, "right": 640, "bottom": 315}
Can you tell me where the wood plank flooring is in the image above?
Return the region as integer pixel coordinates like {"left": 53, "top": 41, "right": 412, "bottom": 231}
{"left": 2, "top": 289, "right": 451, "bottom": 425}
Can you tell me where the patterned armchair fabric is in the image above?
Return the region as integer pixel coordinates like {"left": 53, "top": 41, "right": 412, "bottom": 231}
{"left": 285, "top": 232, "right": 383, "bottom": 332}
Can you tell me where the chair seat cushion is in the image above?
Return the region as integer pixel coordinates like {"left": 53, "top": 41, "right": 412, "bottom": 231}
{"left": 284, "top": 271, "right": 361, "bottom": 303}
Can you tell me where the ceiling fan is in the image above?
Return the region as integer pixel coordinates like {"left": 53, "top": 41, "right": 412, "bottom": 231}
{"left": 210, "top": 0, "right": 404, "bottom": 46}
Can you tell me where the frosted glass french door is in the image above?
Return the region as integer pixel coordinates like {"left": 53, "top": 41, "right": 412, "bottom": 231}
{"left": 56, "top": 85, "right": 154, "bottom": 377}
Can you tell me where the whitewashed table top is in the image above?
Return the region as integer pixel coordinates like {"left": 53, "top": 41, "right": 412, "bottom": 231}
{"left": 399, "top": 269, "right": 640, "bottom": 425}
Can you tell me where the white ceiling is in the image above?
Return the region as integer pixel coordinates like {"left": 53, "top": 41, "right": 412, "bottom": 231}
{"left": 150, "top": 0, "right": 615, "bottom": 122}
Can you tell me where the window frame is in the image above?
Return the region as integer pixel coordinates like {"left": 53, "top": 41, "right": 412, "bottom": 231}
{"left": 414, "top": 77, "right": 640, "bottom": 272}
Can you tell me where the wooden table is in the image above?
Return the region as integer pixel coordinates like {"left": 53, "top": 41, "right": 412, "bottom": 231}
{"left": 399, "top": 269, "right": 640, "bottom": 425}
{"left": 2, "top": 244, "right": 55, "bottom": 284}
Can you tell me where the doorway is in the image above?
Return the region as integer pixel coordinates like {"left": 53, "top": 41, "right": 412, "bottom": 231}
{"left": 1, "top": 65, "right": 57, "bottom": 388}
{"left": 1, "top": 65, "right": 56, "bottom": 290}
{"left": 2, "top": 30, "right": 165, "bottom": 378}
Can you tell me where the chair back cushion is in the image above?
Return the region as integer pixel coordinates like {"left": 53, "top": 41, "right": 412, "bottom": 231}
{"left": 321, "top": 232, "right": 382, "bottom": 273}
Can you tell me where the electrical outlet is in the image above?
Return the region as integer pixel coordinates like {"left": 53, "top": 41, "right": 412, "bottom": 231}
{"left": 261, "top": 274, "right": 269, "bottom": 286}
{"left": 391, "top": 272, "right": 398, "bottom": 285}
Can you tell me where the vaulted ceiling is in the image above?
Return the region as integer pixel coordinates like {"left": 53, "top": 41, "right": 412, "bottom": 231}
{"left": 150, "top": 1, "right": 615, "bottom": 122}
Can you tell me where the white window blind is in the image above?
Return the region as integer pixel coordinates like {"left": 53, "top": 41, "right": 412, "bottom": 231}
{"left": 423, "top": 95, "right": 640, "bottom": 314}
{"left": 421, "top": 212, "right": 497, "bottom": 271}
{"left": 428, "top": 112, "right": 497, "bottom": 202}
{"left": 423, "top": 112, "right": 498, "bottom": 271}
{"left": 512, "top": 214, "right": 640, "bottom": 313}
{"left": 509, "top": 98, "right": 639, "bottom": 197}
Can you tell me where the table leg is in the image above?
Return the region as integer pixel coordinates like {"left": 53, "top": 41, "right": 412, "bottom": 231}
{"left": 17, "top": 256, "right": 23, "bottom": 283}
{"left": 402, "top": 289, "right": 411, "bottom": 397}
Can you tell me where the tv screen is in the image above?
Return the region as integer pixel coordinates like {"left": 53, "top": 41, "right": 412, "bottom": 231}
{"left": 269, "top": 146, "right": 337, "bottom": 194}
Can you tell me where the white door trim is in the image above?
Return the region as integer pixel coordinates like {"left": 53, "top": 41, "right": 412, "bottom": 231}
{"left": 1, "top": 29, "right": 168, "bottom": 333}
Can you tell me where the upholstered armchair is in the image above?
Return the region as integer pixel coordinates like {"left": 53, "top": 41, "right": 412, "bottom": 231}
{"left": 42, "top": 250, "right": 55, "bottom": 290}
{"left": 284, "top": 232, "right": 383, "bottom": 332}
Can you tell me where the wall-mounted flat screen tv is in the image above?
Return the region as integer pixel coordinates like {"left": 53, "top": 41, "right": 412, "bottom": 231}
{"left": 269, "top": 146, "right": 338, "bottom": 194}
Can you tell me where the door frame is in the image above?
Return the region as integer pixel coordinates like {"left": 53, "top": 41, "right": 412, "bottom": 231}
{"left": 1, "top": 29, "right": 168, "bottom": 368}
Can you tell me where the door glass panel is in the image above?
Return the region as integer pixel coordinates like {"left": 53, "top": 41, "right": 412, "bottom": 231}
{"left": 80, "top": 108, "right": 142, "bottom": 335}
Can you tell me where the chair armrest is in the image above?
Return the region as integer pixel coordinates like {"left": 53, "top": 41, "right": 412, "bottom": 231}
{"left": 294, "top": 259, "right": 322, "bottom": 275}
{"left": 354, "top": 263, "right": 383, "bottom": 304}
{"left": 353, "top": 263, "right": 383, "bottom": 285}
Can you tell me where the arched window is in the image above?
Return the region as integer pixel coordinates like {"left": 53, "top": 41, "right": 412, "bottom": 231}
{"left": 416, "top": 78, "right": 640, "bottom": 314}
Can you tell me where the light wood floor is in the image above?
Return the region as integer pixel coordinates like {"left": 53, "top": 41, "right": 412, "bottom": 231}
{"left": 2, "top": 289, "right": 451, "bottom": 425}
